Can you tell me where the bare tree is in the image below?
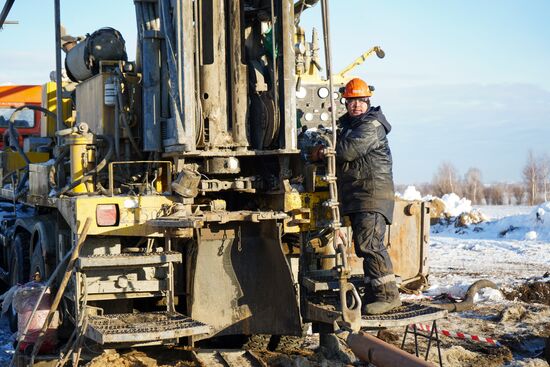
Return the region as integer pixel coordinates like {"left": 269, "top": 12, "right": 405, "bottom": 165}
{"left": 416, "top": 182, "right": 434, "bottom": 197}
{"left": 464, "top": 168, "right": 483, "bottom": 204}
{"left": 483, "top": 184, "right": 505, "bottom": 205}
{"left": 510, "top": 184, "right": 525, "bottom": 205}
{"left": 538, "top": 154, "right": 550, "bottom": 202}
{"left": 523, "top": 151, "right": 539, "bottom": 205}
{"left": 432, "top": 162, "right": 461, "bottom": 197}
{"left": 490, "top": 184, "right": 506, "bottom": 205}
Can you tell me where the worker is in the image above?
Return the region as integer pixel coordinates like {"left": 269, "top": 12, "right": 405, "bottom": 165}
{"left": 311, "top": 77, "right": 400, "bottom": 314}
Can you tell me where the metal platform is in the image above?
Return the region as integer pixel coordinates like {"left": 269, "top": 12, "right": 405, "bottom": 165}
{"left": 86, "top": 311, "right": 210, "bottom": 344}
{"left": 77, "top": 251, "right": 182, "bottom": 269}
{"left": 361, "top": 302, "right": 447, "bottom": 329}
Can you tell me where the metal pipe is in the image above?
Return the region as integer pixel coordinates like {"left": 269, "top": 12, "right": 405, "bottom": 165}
{"left": 0, "top": 0, "right": 15, "bottom": 29}
{"left": 347, "top": 331, "right": 435, "bottom": 367}
{"left": 320, "top": 0, "right": 341, "bottom": 247}
{"left": 228, "top": 0, "right": 248, "bottom": 149}
{"left": 114, "top": 80, "right": 120, "bottom": 159}
{"left": 54, "top": 0, "right": 63, "bottom": 137}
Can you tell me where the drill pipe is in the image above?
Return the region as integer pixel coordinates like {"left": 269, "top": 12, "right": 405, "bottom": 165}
{"left": 346, "top": 331, "right": 435, "bottom": 367}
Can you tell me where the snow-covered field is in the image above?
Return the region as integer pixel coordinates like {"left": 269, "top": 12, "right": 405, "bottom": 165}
{"left": 0, "top": 203, "right": 549, "bottom": 366}
{"left": 423, "top": 203, "right": 550, "bottom": 366}
{"left": 430, "top": 202, "right": 550, "bottom": 286}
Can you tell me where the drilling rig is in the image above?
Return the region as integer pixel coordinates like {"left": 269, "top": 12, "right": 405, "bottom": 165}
{"left": 0, "top": 0, "right": 430, "bottom": 360}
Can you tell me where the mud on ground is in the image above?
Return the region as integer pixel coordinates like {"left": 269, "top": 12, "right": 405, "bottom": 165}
{"left": 503, "top": 281, "right": 550, "bottom": 306}
{"left": 83, "top": 281, "right": 550, "bottom": 367}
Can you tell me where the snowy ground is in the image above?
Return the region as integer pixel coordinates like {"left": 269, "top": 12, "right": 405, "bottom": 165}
{"left": 420, "top": 203, "right": 550, "bottom": 366}
{"left": 430, "top": 203, "right": 550, "bottom": 292}
{"left": 0, "top": 203, "right": 549, "bottom": 366}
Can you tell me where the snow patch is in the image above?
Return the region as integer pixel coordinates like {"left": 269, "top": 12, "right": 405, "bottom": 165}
{"left": 474, "top": 288, "right": 504, "bottom": 303}
{"left": 525, "top": 231, "right": 537, "bottom": 240}
{"left": 441, "top": 193, "right": 473, "bottom": 217}
{"left": 396, "top": 185, "right": 422, "bottom": 201}
{"left": 433, "top": 201, "right": 550, "bottom": 242}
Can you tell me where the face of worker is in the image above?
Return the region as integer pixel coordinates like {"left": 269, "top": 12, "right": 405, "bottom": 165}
{"left": 346, "top": 98, "right": 369, "bottom": 117}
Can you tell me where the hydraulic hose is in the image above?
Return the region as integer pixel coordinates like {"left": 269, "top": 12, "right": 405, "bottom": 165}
{"left": 8, "top": 105, "right": 56, "bottom": 162}
{"left": 114, "top": 72, "right": 142, "bottom": 158}
{"left": 432, "top": 279, "right": 498, "bottom": 312}
{"left": 8, "top": 105, "right": 58, "bottom": 199}
{"left": 50, "top": 146, "right": 69, "bottom": 190}
{"left": 56, "top": 135, "right": 114, "bottom": 197}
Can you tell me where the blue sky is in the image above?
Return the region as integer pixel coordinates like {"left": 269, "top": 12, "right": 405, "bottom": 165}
{"left": 2, "top": 1, "right": 549, "bottom": 185}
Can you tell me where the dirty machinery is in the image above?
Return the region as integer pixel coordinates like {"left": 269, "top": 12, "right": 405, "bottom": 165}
{"left": 0, "top": 0, "right": 431, "bottom": 363}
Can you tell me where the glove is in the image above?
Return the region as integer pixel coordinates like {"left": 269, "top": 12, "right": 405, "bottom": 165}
{"left": 310, "top": 145, "right": 325, "bottom": 162}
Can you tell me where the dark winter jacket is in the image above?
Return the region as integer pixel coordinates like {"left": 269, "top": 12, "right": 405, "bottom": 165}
{"left": 336, "top": 106, "right": 395, "bottom": 223}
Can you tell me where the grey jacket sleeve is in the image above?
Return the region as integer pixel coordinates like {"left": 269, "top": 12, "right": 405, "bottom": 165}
{"left": 336, "top": 120, "right": 381, "bottom": 162}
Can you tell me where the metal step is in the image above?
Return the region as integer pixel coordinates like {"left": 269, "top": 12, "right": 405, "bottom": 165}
{"left": 304, "top": 301, "right": 447, "bottom": 329}
{"left": 302, "top": 274, "right": 365, "bottom": 292}
{"left": 77, "top": 251, "right": 182, "bottom": 269}
{"left": 192, "top": 350, "right": 267, "bottom": 367}
{"left": 360, "top": 302, "right": 448, "bottom": 328}
{"left": 86, "top": 311, "right": 210, "bottom": 344}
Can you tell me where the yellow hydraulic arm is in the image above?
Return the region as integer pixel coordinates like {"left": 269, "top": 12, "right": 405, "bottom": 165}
{"left": 336, "top": 46, "right": 385, "bottom": 80}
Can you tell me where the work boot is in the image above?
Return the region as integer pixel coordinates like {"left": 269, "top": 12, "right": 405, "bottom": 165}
{"left": 362, "top": 281, "right": 376, "bottom": 305}
{"left": 363, "top": 280, "right": 401, "bottom": 315}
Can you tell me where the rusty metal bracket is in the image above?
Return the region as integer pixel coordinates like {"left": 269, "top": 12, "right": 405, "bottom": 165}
{"left": 108, "top": 160, "right": 172, "bottom": 195}
{"left": 338, "top": 278, "right": 362, "bottom": 332}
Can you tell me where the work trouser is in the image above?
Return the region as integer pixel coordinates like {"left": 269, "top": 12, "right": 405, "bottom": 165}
{"left": 349, "top": 211, "right": 397, "bottom": 302}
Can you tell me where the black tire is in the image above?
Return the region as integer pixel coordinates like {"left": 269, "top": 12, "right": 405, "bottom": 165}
{"left": 7, "top": 232, "right": 31, "bottom": 333}
{"left": 9, "top": 232, "right": 30, "bottom": 286}
{"left": 545, "top": 336, "right": 549, "bottom": 364}
{"left": 29, "top": 241, "right": 46, "bottom": 282}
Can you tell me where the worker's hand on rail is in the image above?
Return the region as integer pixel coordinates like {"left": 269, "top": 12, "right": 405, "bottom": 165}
{"left": 337, "top": 229, "right": 347, "bottom": 243}
{"left": 310, "top": 145, "right": 325, "bottom": 161}
{"left": 334, "top": 229, "right": 348, "bottom": 247}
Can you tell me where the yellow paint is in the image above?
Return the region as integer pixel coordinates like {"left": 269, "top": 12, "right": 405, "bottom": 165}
{"left": 299, "top": 191, "right": 330, "bottom": 231}
{"left": 67, "top": 134, "right": 94, "bottom": 193}
{"left": 2, "top": 151, "right": 50, "bottom": 173}
{"left": 283, "top": 191, "right": 303, "bottom": 212}
{"left": 58, "top": 195, "right": 185, "bottom": 237}
{"left": 42, "top": 82, "right": 72, "bottom": 136}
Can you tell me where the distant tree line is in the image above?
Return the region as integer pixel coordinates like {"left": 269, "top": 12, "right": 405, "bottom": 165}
{"left": 398, "top": 151, "right": 550, "bottom": 205}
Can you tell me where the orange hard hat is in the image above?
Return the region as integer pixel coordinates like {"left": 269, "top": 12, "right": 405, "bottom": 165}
{"left": 342, "top": 78, "right": 372, "bottom": 98}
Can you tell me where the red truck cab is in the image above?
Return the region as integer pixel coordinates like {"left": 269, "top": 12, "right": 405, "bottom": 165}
{"left": 0, "top": 85, "right": 42, "bottom": 148}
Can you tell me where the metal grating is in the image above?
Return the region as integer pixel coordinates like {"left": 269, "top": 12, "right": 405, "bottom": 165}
{"left": 86, "top": 311, "right": 210, "bottom": 344}
{"left": 77, "top": 251, "right": 182, "bottom": 269}
{"left": 361, "top": 302, "right": 447, "bottom": 328}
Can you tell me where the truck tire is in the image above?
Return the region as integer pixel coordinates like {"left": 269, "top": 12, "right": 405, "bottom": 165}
{"left": 7, "top": 232, "right": 31, "bottom": 332}
{"left": 29, "top": 241, "right": 46, "bottom": 282}
{"left": 545, "top": 336, "right": 549, "bottom": 364}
